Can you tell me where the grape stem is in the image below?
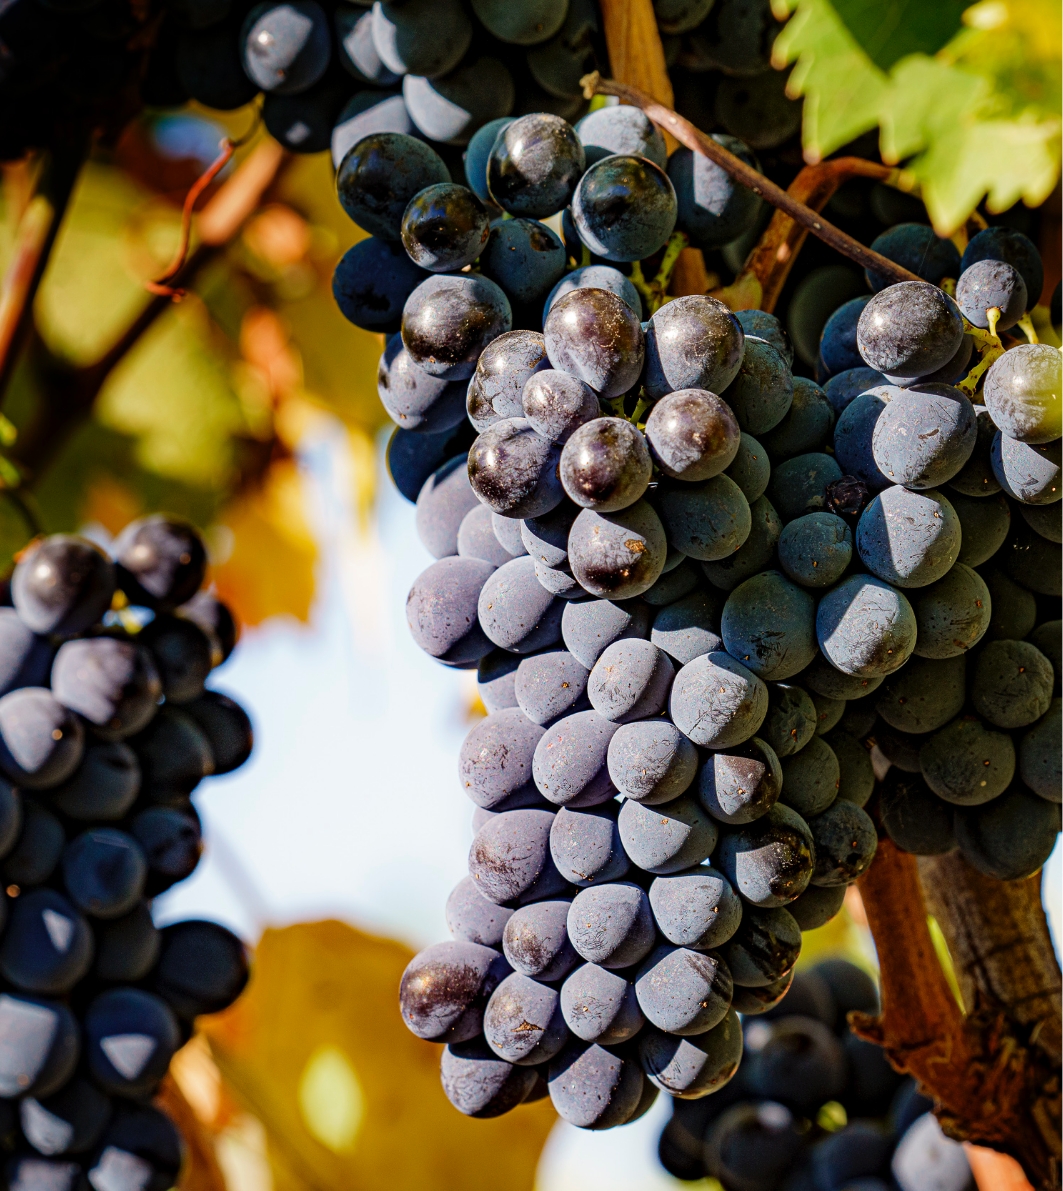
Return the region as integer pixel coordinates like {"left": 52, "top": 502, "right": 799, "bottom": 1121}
{"left": 627, "top": 230, "right": 690, "bottom": 314}
{"left": 580, "top": 72, "right": 924, "bottom": 289}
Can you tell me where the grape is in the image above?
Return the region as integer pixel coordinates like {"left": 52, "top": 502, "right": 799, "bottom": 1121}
{"left": 387, "top": 423, "right": 473, "bottom": 503}
{"left": 151, "top": 920, "right": 247, "bottom": 1019}
{"left": 50, "top": 738, "right": 138, "bottom": 824}
{"left": 402, "top": 273, "right": 512, "bottom": 380}
{"left": 807, "top": 799, "right": 877, "bottom": 886}
{"left": 876, "top": 725, "right": 925, "bottom": 775}
{"left": 777, "top": 512, "right": 852, "bottom": 589}
{"left": 1020, "top": 698, "right": 1060, "bottom": 802}
{"left": 467, "top": 329, "right": 549, "bottom": 433}
{"left": 587, "top": 639, "right": 675, "bottom": 723}
{"left": 918, "top": 716, "right": 1015, "bottom": 806}
{"left": 971, "top": 638, "right": 1053, "bottom": 728}
{"left": 884, "top": 325, "right": 974, "bottom": 389}
{"left": 525, "top": 0, "right": 598, "bottom": 96}
{"left": 559, "top": 417, "right": 652, "bottom": 512}
{"left": 0, "top": 992, "right": 79, "bottom": 1100}
{"left": 650, "top": 588, "right": 723, "bottom": 664}
{"left": 946, "top": 491, "right": 1010, "bottom": 570}
{"left": 892, "top": 1112, "right": 973, "bottom": 1191}
{"left": 657, "top": 475, "right": 752, "bottom": 562}
{"left": 567, "top": 881, "right": 656, "bottom": 968}
{"left": 182, "top": 692, "right": 253, "bottom": 775}
{"left": 1020, "top": 500, "right": 1062, "bottom": 542}
{"left": 1028, "top": 621, "right": 1061, "bottom": 693}
{"left": 645, "top": 389, "right": 741, "bottom": 481}
{"left": 468, "top": 419, "right": 564, "bottom": 520}
{"left": 810, "top": 1121, "right": 894, "bottom": 1189}
{"left": 404, "top": 56, "right": 516, "bottom": 146}
{"left": 618, "top": 792, "right": 718, "bottom": 874}
{"left": 548, "top": 1040, "right": 645, "bottom": 1128}
{"left": 768, "top": 452, "right": 844, "bottom": 525}
{"left": 721, "top": 570, "right": 817, "bottom": 681}
{"left": 842, "top": 1031, "right": 906, "bottom": 1118}
{"left": 819, "top": 296, "right": 872, "bottom": 377}
{"left": 534, "top": 558, "right": 585, "bottom": 599}
{"left": 715, "top": 803, "right": 815, "bottom": 908}
{"left": 370, "top": 0, "right": 471, "bottom": 78}
{"left": 804, "top": 652, "right": 885, "bottom": 700}
{"left": 520, "top": 504, "right": 575, "bottom": 573}
{"left": 399, "top": 939, "right": 509, "bottom": 1041}
{"left": 823, "top": 366, "right": 888, "bottom": 417}
{"left": 335, "top": 7, "right": 399, "bottom": 86}
{"left": 240, "top": 0, "right": 330, "bottom": 93}
{"left": 643, "top": 296, "right": 746, "bottom": 402}
{"left": 446, "top": 875, "right": 514, "bottom": 946}
{"left": 513, "top": 651, "right": 590, "bottom": 726}
{"left": 562, "top": 596, "right": 652, "bottom": 669}
{"left": 817, "top": 956, "right": 879, "bottom": 1016}
{"left": 459, "top": 707, "right": 546, "bottom": 809}
{"left": 954, "top": 784, "right": 1060, "bottom": 881}
{"left": 722, "top": 905, "right": 800, "bottom": 987}
{"left": 87, "top": 1104, "right": 184, "bottom": 1191}
{"left": 811, "top": 693, "right": 846, "bottom": 735}
{"left": 479, "top": 217, "right": 567, "bottom": 307}
{"left": 702, "top": 496, "right": 782, "bottom": 592}
{"left": 176, "top": 22, "right": 261, "bottom": 109}
{"left": 487, "top": 113, "right": 584, "bottom": 217}
{"left": 407, "top": 556, "right": 494, "bottom": 663}
{"left": 571, "top": 154, "right": 677, "bottom": 263}
{"left": 399, "top": 183, "right": 489, "bottom": 273}
{"left": 650, "top": 867, "right": 741, "bottom": 952}
{"left": 669, "top": 650, "right": 768, "bottom": 749}
{"left": 731, "top": 972, "right": 797, "bottom": 1014}
{"left": 0, "top": 610, "right": 53, "bottom": 696}
{"left": 5, "top": 1156, "right": 86, "bottom": 1191}
{"left": 12, "top": 536, "right": 114, "bottom": 635}
{"left": 668, "top": 138, "right": 762, "bottom": 251}
{"left": 575, "top": 105, "right": 667, "bottom": 169}
{"left": 336, "top": 132, "right": 450, "bottom": 240}
{"left": 94, "top": 903, "right": 160, "bottom": 983}
{"left": 878, "top": 770, "right": 956, "bottom": 855}
{"left": 478, "top": 555, "right": 564, "bottom": 653}
{"left": 20, "top": 1076, "right": 111, "bottom": 1157}
{"left": 464, "top": 116, "right": 514, "bottom": 201}
{"left": 763, "top": 377, "right": 835, "bottom": 460}
{"left": 722, "top": 339, "right": 794, "bottom": 436}
{"left": 956, "top": 259, "right": 1027, "bottom": 331}
{"left": 725, "top": 431, "right": 771, "bottom": 502}
{"left": 864, "top": 223, "right": 960, "bottom": 292}
{"left": 642, "top": 558, "right": 700, "bottom": 606}
{"left": 837, "top": 700, "right": 878, "bottom": 738}
{"left": 638, "top": 1007, "right": 743, "bottom": 1097}
{"left": 560, "top": 963, "right": 643, "bottom": 1043}
{"left": 982, "top": 566, "right": 1036, "bottom": 640}
{"left": 544, "top": 288, "right": 645, "bottom": 399}
{"left": 828, "top": 731, "right": 875, "bottom": 807}
{"left": 532, "top": 708, "right": 619, "bottom": 807}
{"left": 855, "top": 486, "right": 961, "bottom": 589}
{"left": 990, "top": 432, "right": 1060, "bottom": 506}
{"left": 62, "top": 828, "right": 146, "bottom": 919}
{"left": 550, "top": 803, "right": 628, "bottom": 886}
{"left": 331, "top": 90, "right": 416, "bottom": 168}
{"left": 440, "top": 1036, "right": 537, "bottom": 1118}
{"left": 606, "top": 719, "right": 698, "bottom": 805}
{"left": 83, "top": 988, "right": 180, "bottom": 1097}
{"left": 132, "top": 807, "right": 202, "bottom": 894}
{"left": 139, "top": 615, "right": 212, "bottom": 703}
{"left": 484, "top": 972, "right": 568, "bottom": 1064}
{"left": 759, "top": 683, "right": 816, "bottom": 758}
{"left": 635, "top": 943, "right": 732, "bottom": 1034}
{"left": 778, "top": 735, "right": 839, "bottom": 818}
{"left": 961, "top": 226, "right": 1043, "bottom": 312}
{"left": 458, "top": 505, "right": 516, "bottom": 566}
{"left": 787, "top": 883, "right": 846, "bottom": 931}
{"left": 743, "top": 1017, "right": 846, "bottom": 1114}
{"left": 4, "top": 800, "right": 62, "bottom": 888}
{"left": 856, "top": 282, "right": 964, "bottom": 379}
{"left": 875, "top": 654, "right": 966, "bottom": 735}
{"left": 0, "top": 688, "right": 84, "bottom": 790}
{"left": 716, "top": 67, "right": 802, "bottom": 150}
{"left": 869, "top": 384, "right": 976, "bottom": 490}
{"left": 50, "top": 638, "right": 161, "bottom": 740}
{"left": 685, "top": 0, "right": 778, "bottom": 75}
{"left": 568, "top": 501, "right": 668, "bottom": 599}
{"left": 544, "top": 265, "right": 643, "bottom": 323}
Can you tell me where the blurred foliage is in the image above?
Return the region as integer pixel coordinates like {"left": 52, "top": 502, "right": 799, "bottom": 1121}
{"left": 774, "top": 0, "right": 1061, "bottom": 234}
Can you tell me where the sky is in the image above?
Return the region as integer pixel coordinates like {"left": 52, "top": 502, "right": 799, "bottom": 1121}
{"left": 156, "top": 416, "right": 1062, "bottom": 1191}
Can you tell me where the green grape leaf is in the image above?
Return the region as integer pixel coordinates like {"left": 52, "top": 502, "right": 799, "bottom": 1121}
{"left": 829, "top": 0, "right": 968, "bottom": 71}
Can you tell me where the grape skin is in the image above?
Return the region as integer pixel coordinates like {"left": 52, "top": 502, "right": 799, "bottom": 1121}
{"left": 466, "top": 329, "right": 549, "bottom": 433}
{"left": 722, "top": 905, "right": 800, "bottom": 987}
{"left": 607, "top": 719, "right": 698, "bottom": 804}
{"left": 650, "top": 588, "right": 724, "bottom": 664}
{"left": 698, "top": 736, "right": 782, "bottom": 824}
{"left": 1019, "top": 698, "right": 1061, "bottom": 803}
{"left": 649, "top": 866, "right": 743, "bottom": 950}
{"left": 562, "top": 596, "right": 652, "bottom": 670}
{"left": 240, "top": 0, "right": 330, "bottom": 94}
{"left": 378, "top": 336, "right": 467, "bottom": 433}
{"left": 572, "top": 154, "right": 678, "bottom": 263}
{"left": 478, "top": 556, "right": 564, "bottom": 654}
{"left": 777, "top": 512, "right": 852, "bottom": 588}
{"left": 878, "top": 770, "right": 956, "bottom": 855}
{"left": 568, "top": 501, "right": 668, "bottom": 600}
{"left": 954, "top": 785, "right": 1061, "bottom": 881}
{"left": 823, "top": 366, "right": 888, "bottom": 416}
{"left": 657, "top": 475, "right": 752, "bottom": 562}
{"left": 484, "top": 972, "right": 568, "bottom": 1065}
{"left": 779, "top": 736, "right": 839, "bottom": 819}
{"left": 638, "top": 1008, "right": 743, "bottom": 1098}
{"left": 989, "top": 433, "right": 1061, "bottom": 506}
{"left": 459, "top": 707, "right": 545, "bottom": 809}
{"left": 961, "top": 226, "right": 1044, "bottom": 313}
{"left": 644, "top": 389, "right": 741, "bottom": 481}
{"left": 488, "top": 113, "right": 586, "bottom": 218}
{"left": 560, "top": 417, "right": 652, "bottom": 512}
{"left": 588, "top": 639, "right": 675, "bottom": 723}
{"left": 721, "top": 570, "right": 817, "bottom": 681}
{"left": 643, "top": 296, "right": 745, "bottom": 401}
{"left": 618, "top": 792, "right": 718, "bottom": 874}
{"left": 560, "top": 963, "right": 643, "bottom": 1044}
{"left": 446, "top": 876, "right": 514, "bottom": 946}
{"left": 763, "top": 376, "right": 835, "bottom": 459}
{"left": 407, "top": 556, "right": 495, "bottom": 664}
{"left": 479, "top": 217, "right": 567, "bottom": 306}
{"left": 532, "top": 708, "right": 620, "bottom": 807}
{"left": 669, "top": 650, "right": 768, "bottom": 749}
{"left": 402, "top": 274, "right": 513, "bottom": 381}
{"left": 825, "top": 731, "right": 874, "bottom": 807}
{"left": 855, "top": 486, "right": 962, "bottom": 589}
{"left": 951, "top": 491, "right": 1011, "bottom": 567}
{"left": 870, "top": 385, "right": 977, "bottom": 490}
{"left": 567, "top": 881, "right": 657, "bottom": 968}
{"left": 400, "top": 183, "right": 490, "bottom": 272}
{"left": 815, "top": 574, "right": 916, "bottom": 678}
{"left": 864, "top": 223, "right": 959, "bottom": 292}
{"left": 459, "top": 505, "right": 517, "bottom": 567}
{"left": 415, "top": 454, "right": 480, "bottom": 558}
{"left": 441, "top": 1037, "right": 537, "bottom": 1117}
{"left": 971, "top": 639, "right": 1053, "bottom": 729}
{"left": 668, "top": 139, "right": 762, "bottom": 251}
{"left": 725, "top": 431, "right": 771, "bottom": 503}
{"left": 544, "top": 288, "right": 645, "bottom": 399}
{"left": 333, "top": 238, "right": 429, "bottom": 333}
{"left": 918, "top": 716, "right": 1015, "bottom": 806}
{"left": 759, "top": 683, "right": 817, "bottom": 758}
{"left": 767, "top": 452, "right": 843, "bottom": 523}
{"left": 722, "top": 339, "right": 793, "bottom": 436}
{"left": 549, "top": 804, "right": 629, "bottom": 887}
{"left": 336, "top": 132, "right": 450, "bottom": 241}
{"left": 956, "top": 259, "right": 1027, "bottom": 331}
{"left": 469, "top": 808, "right": 567, "bottom": 905}
{"left": 635, "top": 944, "right": 733, "bottom": 1034}
{"left": 544, "top": 264, "right": 644, "bottom": 322}
{"left": 548, "top": 1040, "right": 645, "bottom": 1128}
{"left": 576, "top": 106, "right": 668, "bottom": 168}
{"left": 875, "top": 654, "right": 966, "bottom": 735}
{"left": 856, "top": 282, "right": 964, "bottom": 380}
{"left": 819, "top": 296, "right": 871, "bottom": 376}
{"left": 370, "top": 0, "right": 472, "bottom": 79}
{"left": 702, "top": 496, "right": 782, "bottom": 594}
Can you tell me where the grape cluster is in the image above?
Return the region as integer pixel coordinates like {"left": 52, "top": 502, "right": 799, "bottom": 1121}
{"left": 0, "top": 518, "right": 252, "bottom": 1188}
{"left": 657, "top": 959, "right": 976, "bottom": 1191}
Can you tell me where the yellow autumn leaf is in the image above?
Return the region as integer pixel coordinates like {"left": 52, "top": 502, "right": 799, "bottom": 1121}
{"left": 199, "top": 921, "right": 557, "bottom": 1191}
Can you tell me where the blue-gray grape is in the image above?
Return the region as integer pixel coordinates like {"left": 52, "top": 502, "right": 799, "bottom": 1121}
{"left": 588, "top": 639, "right": 675, "bottom": 723}
{"left": 759, "top": 683, "right": 816, "bottom": 758}
{"left": 875, "top": 654, "right": 966, "bottom": 735}
{"left": 478, "top": 556, "right": 564, "bottom": 653}
{"left": 532, "top": 708, "right": 620, "bottom": 807}
{"left": 918, "top": 716, "right": 1015, "bottom": 806}
{"left": 701, "top": 496, "right": 782, "bottom": 592}
{"left": 550, "top": 804, "right": 629, "bottom": 887}
{"left": 715, "top": 802, "right": 815, "bottom": 907}
{"left": 643, "top": 296, "right": 745, "bottom": 401}
{"left": 657, "top": 475, "right": 752, "bottom": 562}
{"left": 484, "top": 972, "right": 568, "bottom": 1064}
{"left": 488, "top": 112, "right": 585, "bottom": 218}
{"left": 777, "top": 512, "right": 852, "bottom": 589}
{"left": 856, "top": 282, "right": 964, "bottom": 380}
{"left": 466, "top": 329, "right": 549, "bottom": 433}
{"left": 618, "top": 792, "right": 718, "bottom": 874}
{"left": 560, "top": 417, "right": 652, "bottom": 512}
{"left": 459, "top": 707, "right": 545, "bottom": 809}
{"left": 635, "top": 944, "right": 732, "bottom": 1034}
{"left": 650, "top": 588, "right": 724, "bottom": 664}
{"left": 567, "top": 881, "right": 656, "bottom": 968}
{"left": 638, "top": 1008, "right": 743, "bottom": 1098}
{"left": 568, "top": 501, "right": 668, "bottom": 599}
{"left": 407, "top": 556, "right": 494, "bottom": 664}
{"left": 571, "top": 154, "right": 678, "bottom": 263}
{"left": 954, "top": 784, "right": 1060, "bottom": 881}
{"left": 562, "top": 596, "right": 652, "bottom": 670}
{"left": 971, "top": 638, "right": 1053, "bottom": 728}
{"left": 669, "top": 650, "right": 768, "bottom": 749}
{"left": 779, "top": 735, "right": 839, "bottom": 818}
{"left": 722, "top": 339, "right": 793, "bottom": 436}
{"left": 560, "top": 962, "right": 644, "bottom": 1043}
{"left": 721, "top": 570, "right": 817, "bottom": 681}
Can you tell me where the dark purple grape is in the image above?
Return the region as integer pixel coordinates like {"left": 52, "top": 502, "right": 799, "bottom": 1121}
{"left": 402, "top": 56, "right": 516, "bottom": 146}
{"left": 371, "top": 0, "right": 471, "bottom": 78}
{"left": 956, "top": 258, "right": 1027, "bottom": 331}
{"left": 399, "top": 940, "right": 509, "bottom": 1042}
{"left": 650, "top": 588, "right": 724, "bottom": 664}
{"left": 547, "top": 1040, "right": 645, "bottom": 1128}
{"left": 722, "top": 338, "right": 793, "bottom": 436}
{"left": 669, "top": 651, "right": 768, "bottom": 749}
{"left": 0, "top": 689, "right": 84, "bottom": 790}
{"left": 648, "top": 866, "right": 742, "bottom": 950}
{"left": 816, "top": 573, "right": 917, "bottom": 677}
{"left": 469, "top": 808, "right": 567, "bottom": 905}
{"left": 407, "top": 556, "right": 495, "bottom": 664}
{"left": 139, "top": 615, "right": 212, "bottom": 703}
{"left": 13, "top": 536, "right": 115, "bottom": 635}
{"left": 668, "top": 137, "right": 761, "bottom": 251}
{"left": 466, "top": 330, "right": 548, "bottom": 433}
{"left": 559, "top": 417, "right": 652, "bottom": 512}
{"left": 618, "top": 792, "right": 718, "bottom": 874}
{"left": 51, "top": 637, "right": 161, "bottom": 739}
{"left": 643, "top": 296, "right": 745, "bottom": 401}
{"left": 587, "top": 636, "right": 675, "bottom": 724}
{"left": 479, "top": 217, "right": 567, "bottom": 307}
{"left": 336, "top": 131, "right": 450, "bottom": 240}
{"left": 722, "top": 904, "right": 800, "bottom": 987}
{"left": 856, "top": 486, "right": 962, "bottom": 588}
{"left": 468, "top": 418, "right": 563, "bottom": 518}
{"left": 333, "top": 238, "right": 430, "bottom": 334}
{"left": 400, "top": 183, "right": 490, "bottom": 273}
{"left": 721, "top": 570, "right": 817, "bottom": 681}
{"left": 567, "top": 881, "right": 656, "bottom": 968}
{"left": 484, "top": 972, "right": 568, "bottom": 1064}
{"left": 532, "top": 708, "right": 619, "bottom": 807}
{"left": 990, "top": 433, "right": 1060, "bottom": 505}
{"left": 514, "top": 650, "right": 590, "bottom": 726}
{"left": 502, "top": 899, "right": 579, "bottom": 981}
{"left": 446, "top": 876, "right": 514, "bottom": 946}
{"left": 856, "top": 282, "right": 964, "bottom": 379}
{"left": 871, "top": 385, "right": 977, "bottom": 490}
{"left": 878, "top": 769, "right": 956, "bottom": 855}
{"left": 113, "top": 516, "right": 206, "bottom": 610}
{"left": 549, "top": 803, "right": 629, "bottom": 887}
{"left": 181, "top": 691, "right": 253, "bottom": 775}
{"left": 487, "top": 113, "right": 585, "bottom": 218}
{"left": 0, "top": 609, "right": 53, "bottom": 697}
{"left": 606, "top": 717, "right": 698, "bottom": 804}
{"left": 807, "top": 798, "right": 877, "bottom": 886}
{"left": 0, "top": 993, "right": 79, "bottom": 1100}
{"left": 571, "top": 154, "right": 677, "bottom": 263}
{"left": 636, "top": 944, "right": 732, "bottom": 1034}
{"left": 377, "top": 335, "right": 467, "bottom": 432}
{"left": 656, "top": 475, "right": 752, "bottom": 561}
{"left": 440, "top": 1037, "right": 537, "bottom": 1118}
{"left": 568, "top": 501, "right": 668, "bottom": 600}
{"left": 522, "top": 369, "right": 601, "bottom": 444}
{"left": 698, "top": 736, "right": 782, "bottom": 824}
{"left": 560, "top": 963, "right": 643, "bottom": 1043}
{"left": 401, "top": 274, "right": 512, "bottom": 380}
{"left": 544, "top": 287, "right": 645, "bottom": 399}
{"left": 715, "top": 803, "right": 815, "bottom": 907}
{"left": 645, "top": 389, "right": 741, "bottom": 481}
{"left": 562, "top": 596, "right": 652, "bottom": 670}
{"left": 638, "top": 1008, "right": 743, "bottom": 1097}
{"left": 961, "top": 225, "right": 1043, "bottom": 312}
{"left": 0, "top": 888, "right": 92, "bottom": 994}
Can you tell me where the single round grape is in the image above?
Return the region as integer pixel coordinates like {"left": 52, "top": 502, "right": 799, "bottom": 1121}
{"left": 607, "top": 719, "right": 698, "bottom": 805}
{"left": 816, "top": 573, "right": 917, "bottom": 677}
{"left": 479, "top": 217, "right": 567, "bottom": 306}
{"left": 764, "top": 376, "right": 835, "bottom": 459}
{"left": 466, "top": 329, "right": 548, "bottom": 433}
{"left": 856, "top": 282, "right": 964, "bottom": 379}
{"left": 386, "top": 423, "right": 472, "bottom": 504}
{"left": 514, "top": 649, "right": 589, "bottom": 726}
{"left": 864, "top": 223, "right": 960, "bottom": 292}
{"left": 639, "top": 1008, "right": 743, "bottom": 1098}
{"left": 819, "top": 296, "right": 871, "bottom": 376}
{"left": 400, "top": 183, "right": 489, "bottom": 272}
{"left": 484, "top": 972, "right": 568, "bottom": 1065}
{"left": 656, "top": 475, "right": 752, "bottom": 562}
{"left": 560, "top": 963, "right": 643, "bottom": 1044}
{"left": 587, "top": 638, "right": 675, "bottom": 723}
{"left": 544, "top": 288, "right": 645, "bottom": 399}
{"left": 856, "top": 486, "right": 961, "bottom": 588}
{"left": 335, "top": 7, "right": 399, "bottom": 86}
{"left": 871, "top": 385, "right": 977, "bottom": 490}
{"left": 824, "top": 366, "right": 887, "bottom": 415}
{"left": 459, "top": 505, "right": 517, "bottom": 567}
{"left": 982, "top": 566, "right": 1037, "bottom": 641}
{"left": 334, "top": 238, "right": 429, "bottom": 334}
{"left": 1001, "top": 521, "right": 1062, "bottom": 597}
{"left": 51, "top": 637, "right": 161, "bottom": 740}
{"left": 471, "top": 0, "right": 567, "bottom": 44}
{"left": 567, "top": 881, "right": 657, "bottom": 968}
{"left": 0, "top": 889, "right": 92, "bottom": 995}
{"left": 972, "top": 639, "right": 1053, "bottom": 728}
{"left": 441, "top": 1037, "right": 537, "bottom": 1118}
{"left": 459, "top": 707, "right": 546, "bottom": 809}
{"left": 568, "top": 501, "right": 668, "bottom": 600}
{"left": 803, "top": 654, "right": 883, "bottom": 701}
{"left": 736, "top": 313, "right": 793, "bottom": 369}
{"left": 698, "top": 736, "right": 782, "bottom": 825}
{"left": 668, "top": 138, "right": 762, "bottom": 251}
{"left": 576, "top": 105, "right": 668, "bottom": 168}
{"left": 954, "top": 784, "right": 1060, "bottom": 880}
{"left": 721, "top": 570, "right": 817, "bottom": 681}
{"left": 468, "top": 418, "right": 563, "bottom": 519}
{"left": 370, "top": 0, "right": 471, "bottom": 77}
{"left": 701, "top": 495, "right": 782, "bottom": 593}
{"left": 641, "top": 558, "right": 700, "bottom": 606}
{"left": 559, "top": 417, "right": 652, "bottom": 512}
{"left": 990, "top": 433, "right": 1061, "bottom": 506}
{"left": 877, "top": 651, "right": 969, "bottom": 735}
{"left": 336, "top": 132, "right": 449, "bottom": 241}
{"left": 725, "top": 431, "right": 771, "bottom": 503}
{"left": 722, "top": 904, "right": 800, "bottom": 987}
{"left": 826, "top": 731, "right": 875, "bottom": 807}
{"left": 650, "top": 588, "right": 724, "bottom": 664}
{"left": 643, "top": 296, "right": 745, "bottom": 402}
{"left": 645, "top": 389, "right": 741, "bottom": 482}
{"left": 544, "top": 264, "right": 643, "bottom": 323}
{"left": 918, "top": 716, "right": 1015, "bottom": 806}
{"left": 716, "top": 803, "right": 815, "bottom": 908}
{"left": 549, "top": 804, "right": 629, "bottom": 887}
{"left": 241, "top": 0, "right": 330, "bottom": 94}
{"left": 832, "top": 389, "right": 892, "bottom": 493}
{"left": 722, "top": 339, "right": 794, "bottom": 436}
{"left": 878, "top": 770, "right": 956, "bottom": 855}
{"left": 649, "top": 865, "right": 742, "bottom": 951}
{"left": 1020, "top": 698, "right": 1061, "bottom": 803}
{"left": 13, "top": 536, "right": 114, "bottom": 636}
{"left": 961, "top": 226, "right": 1043, "bottom": 313}
{"left": 402, "top": 273, "right": 512, "bottom": 380}
{"left": 779, "top": 735, "right": 839, "bottom": 818}
{"left": 957, "top": 258, "right": 1027, "bottom": 331}
{"left": 759, "top": 683, "right": 816, "bottom": 758}
{"left": 982, "top": 343, "right": 1061, "bottom": 445}
{"left": 768, "top": 452, "right": 844, "bottom": 523}
{"left": 948, "top": 490, "right": 1011, "bottom": 569}
{"left": 446, "top": 876, "right": 514, "bottom": 946}
{"left": 811, "top": 691, "right": 845, "bottom": 736}
{"left": 548, "top": 1040, "right": 645, "bottom": 1129}
{"left": 787, "top": 884, "right": 846, "bottom": 932}
{"left": 744, "top": 1015, "right": 848, "bottom": 1113}
{"left": 406, "top": 555, "right": 494, "bottom": 665}
{"left": 532, "top": 708, "right": 620, "bottom": 807}
{"left": 572, "top": 154, "right": 677, "bottom": 263}
{"left": 477, "top": 555, "right": 564, "bottom": 654}
{"left": 670, "top": 650, "right": 768, "bottom": 749}
{"left": 887, "top": 327, "right": 975, "bottom": 388}
{"left": 487, "top": 112, "right": 585, "bottom": 218}
{"left": 562, "top": 596, "right": 652, "bottom": 670}
{"left": 777, "top": 512, "right": 852, "bottom": 588}
{"left": 1020, "top": 500, "right": 1062, "bottom": 542}
{"left": 377, "top": 336, "right": 466, "bottom": 432}
{"left": 635, "top": 944, "right": 732, "bottom": 1035}
{"left": 399, "top": 940, "right": 508, "bottom": 1043}
{"left": 469, "top": 808, "right": 567, "bottom": 906}
{"left": 464, "top": 116, "right": 515, "bottom": 202}
{"left": 618, "top": 792, "right": 719, "bottom": 874}
{"left": 807, "top": 799, "right": 878, "bottom": 887}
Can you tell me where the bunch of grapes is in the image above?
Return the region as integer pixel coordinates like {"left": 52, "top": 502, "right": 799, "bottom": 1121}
{"left": 658, "top": 958, "right": 976, "bottom": 1191}
{"left": 0, "top": 517, "right": 252, "bottom": 1188}
{"left": 333, "top": 85, "right": 1059, "bottom": 1133}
